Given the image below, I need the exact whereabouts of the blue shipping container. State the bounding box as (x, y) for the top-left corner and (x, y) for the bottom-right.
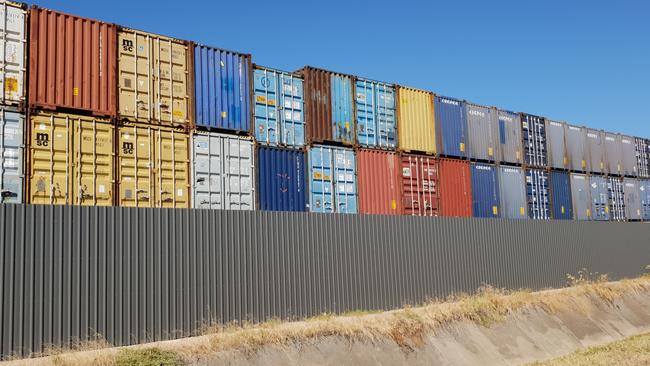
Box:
(332, 74), (354, 143)
(590, 175), (610, 221)
(549, 171), (573, 220)
(521, 114), (547, 168)
(526, 169), (550, 220)
(355, 78), (396, 149)
(194, 45), (251, 131)
(258, 147), (307, 212)
(254, 67), (305, 147)
(308, 145), (357, 214)
(435, 96), (468, 158)
(640, 180), (650, 220)
(471, 163), (500, 218)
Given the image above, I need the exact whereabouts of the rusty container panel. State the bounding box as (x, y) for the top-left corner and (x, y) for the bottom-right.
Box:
(399, 153), (438, 216)
(357, 149), (401, 215)
(397, 87), (436, 154)
(28, 6), (117, 117)
(439, 158), (472, 217)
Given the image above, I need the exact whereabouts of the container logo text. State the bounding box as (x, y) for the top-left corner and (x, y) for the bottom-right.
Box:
(35, 133), (49, 147)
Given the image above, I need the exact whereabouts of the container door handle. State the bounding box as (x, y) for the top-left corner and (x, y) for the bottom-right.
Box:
(196, 177), (206, 183)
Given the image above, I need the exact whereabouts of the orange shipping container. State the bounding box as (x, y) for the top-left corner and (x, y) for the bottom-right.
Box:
(357, 149), (401, 215)
(439, 158), (472, 217)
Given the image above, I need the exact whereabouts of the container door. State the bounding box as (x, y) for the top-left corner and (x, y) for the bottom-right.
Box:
(590, 176), (610, 221)
(471, 164), (499, 218)
(550, 171), (572, 220)
(118, 125), (154, 207)
(497, 111), (523, 164)
(526, 169), (550, 219)
(258, 148), (306, 212)
(623, 180), (641, 220)
(119, 31), (153, 122)
(73, 119), (114, 206)
(640, 181), (650, 220)
(401, 155), (438, 216)
(309, 146), (334, 213)
(331, 74), (354, 144)
(570, 174), (590, 220)
(436, 97), (467, 158)
(0, 109), (23, 203)
(521, 114), (547, 168)
(635, 138), (649, 178)
(620, 136), (637, 176)
(333, 148), (357, 213)
(254, 69), (280, 145)
(29, 114), (70, 205)
(545, 120), (567, 169)
(607, 178), (625, 221)
(279, 73), (305, 147)
(193, 133), (221, 209)
(467, 104), (498, 162)
(566, 125), (587, 172)
(498, 167), (527, 219)
(156, 129), (189, 208)
(604, 133), (622, 175)
(356, 80), (396, 149)
(223, 136), (254, 210)
(586, 130), (605, 174)
(0, 3), (26, 105)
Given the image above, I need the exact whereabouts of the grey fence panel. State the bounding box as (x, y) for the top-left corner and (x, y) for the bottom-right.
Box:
(0, 204), (649, 358)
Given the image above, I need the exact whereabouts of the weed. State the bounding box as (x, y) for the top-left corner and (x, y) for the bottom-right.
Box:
(115, 348), (183, 366)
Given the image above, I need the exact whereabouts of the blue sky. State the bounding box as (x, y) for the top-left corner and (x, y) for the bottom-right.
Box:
(30, 0), (649, 137)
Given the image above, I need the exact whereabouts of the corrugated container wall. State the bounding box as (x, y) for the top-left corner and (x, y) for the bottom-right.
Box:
(623, 179), (641, 221)
(191, 132), (254, 210)
(526, 169), (550, 220)
(620, 135), (637, 177)
(570, 174), (591, 220)
(607, 177), (625, 221)
(635, 138), (649, 178)
(565, 124), (587, 172)
(194, 45), (251, 131)
(308, 145), (357, 213)
(604, 132), (622, 176)
(497, 110), (523, 165)
(29, 7), (117, 117)
(28, 112), (113, 205)
(117, 124), (190, 208)
(470, 163), (500, 218)
(497, 166), (527, 219)
(0, 1), (27, 106)
(586, 129), (606, 174)
(399, 153), (438, 216)
(357, 149), (401, 215)
(549, 171), (573, 220)
(257, 146), (306, 212)
(439, 158), (472, 217)
(545, 120), (567, 169)
(254, 66), (304, 147)
(521, 114), (547, 168)
(356, 78), (396, 149)
(466, 103), (499, 162)
(301, 67), (354, 145)
(640, 180), (650, 221)
(435, 96), (467, 158)
(397, 87), (435, 154)
(589, 175), (610, 221)
(0, 107), (24, 203)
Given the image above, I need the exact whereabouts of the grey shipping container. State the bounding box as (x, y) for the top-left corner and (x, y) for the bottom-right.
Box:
(0, 107), (23, 203)
(586, 129), (605, 174)
(466, 103), (499, 162)
(192, 132), (255, 210)
(526, 169), (550, 220)
(497, 110), (523, 165)
(570, 174), (591, 220)
(635, 137), (649, 178)
(620, 135), (637, 177)
(497, 166), (527, 219)
(590, 175), (610, 221)
(545, 119), (567, 169)
(565, 124), (588, 172)
(604, 132), (622, 176)
(607, 177), (625, 221)
(623, 179), (642, 220)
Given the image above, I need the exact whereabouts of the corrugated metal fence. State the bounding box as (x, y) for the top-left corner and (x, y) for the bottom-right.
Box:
(1, 204), (649, 358)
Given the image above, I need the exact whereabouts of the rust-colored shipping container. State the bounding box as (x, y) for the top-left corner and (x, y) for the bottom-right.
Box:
(28, 6), (117, 117)
(357, 148), (401, 215)
(439, 158), (472, 217)
(399, 153), (439, 216)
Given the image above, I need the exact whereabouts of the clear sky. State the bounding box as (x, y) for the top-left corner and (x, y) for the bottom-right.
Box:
(29, 0), (649, 138)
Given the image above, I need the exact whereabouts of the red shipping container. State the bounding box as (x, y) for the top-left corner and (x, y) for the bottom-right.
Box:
(29, 6), (117, 117)
(439, 158), (472, 217)
(399, 153), (439, 216)
(357, 149), (401, 215)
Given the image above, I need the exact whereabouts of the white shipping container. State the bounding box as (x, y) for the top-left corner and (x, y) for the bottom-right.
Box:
(0, 106), (23, 203)
(0, 1), (26, 106)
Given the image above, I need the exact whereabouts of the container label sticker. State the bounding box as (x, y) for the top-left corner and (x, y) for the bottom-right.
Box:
(345, 173), (354, 181)
(600, 162), (604, 169)
(284, 111), (293, 121)
(582, 160), (586, 168)
(492, 206), (498, 215)
(220, 60), (225, 68)
(4, 77), (17, 93)
(178, 189), (183, 197)
(338, 184), (346, 193)
(402, 167), (411, 177)
(293, 111), (302, 121)
(605, 206), (609, 213)
(99, 185), (105, 193)
(520, 207), (525, 216)
(617, 164), (621, 172)
(356, 93), (366, 102)
(344, 122), (350, 131)
(284, 99), (292, 109)
(39, 124), (46, 130)
(516, 151), (521, 160)
(221, 111), (227, 118)
(256, 95), (267, 104)
(460, 143), (465, 152)
(564, 156), (568, 165)
(391, 200), (397, 210)
(173, 110), (183, 117)
(561, 206), (565, 214)
(338, 173), (346, 181)
(73, 87), (79, 96)
(488, 147), (493, 156)
(292, 101), (301, 110)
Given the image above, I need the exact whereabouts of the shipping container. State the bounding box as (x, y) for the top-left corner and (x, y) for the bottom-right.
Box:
(497, 110), (523, 165)
(640, 180), (650, 221)
(604, 132), (622, 176)
(117, 123), (190, 208)
(435, 96), (467, 158)
(466, 103), (499, 162)
(565, 124), (588, 172)
(497, 166), (527, 219)
(635, 137), (649, 178)
(28, 111), (113, 205)
(438, 158), (472, 217)
(525, 169), (550, 220)
(399, 153), (438, 216)
(549, 171), (573, 220)
(586, 128), (606, 174)
(589, 175), (610, 221)
(521, 113), (547, 168)
(356, 78), (396, 149)
(470, 163), (499, 218)
(545, 119), (567, 170)
(257, 146), (306, 212)
(194, 45), (251, 131)
(118, 27), (192, 126)
(622, 179), (642, 221)
(620, 135), (637, 176)
(607, 177), (625, 221)
(570, 174), (591, 220)
(0, 106), (24, 203)
(397, 87), (435, 154)
(254, 66), (304, 147)
(307, 145), (357, 213)
(191, 131), (254, 210)
(357, 149), (401, 215)
(300, 67), (354, 145)
(0, 1), (27, 106)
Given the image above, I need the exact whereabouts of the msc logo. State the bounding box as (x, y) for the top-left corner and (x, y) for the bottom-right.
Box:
(122, 39), (134, 52)
(122, 142), (134, 155)
(35, 133), (49, 147)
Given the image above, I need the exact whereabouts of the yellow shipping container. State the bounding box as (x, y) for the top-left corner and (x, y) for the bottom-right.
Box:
(118, 27), (191, 126)
(117, 123), (190, 208)
(397, 87), (437, 154)
(28, 112), (114, 206)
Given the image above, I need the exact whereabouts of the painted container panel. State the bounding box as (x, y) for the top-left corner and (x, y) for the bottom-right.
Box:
(607, 177), (625, 221)
(192, 132), (254, 210)
(623, 179), (641, 221)
(604, 132), (622, 176)
(635, 138), (649, 178)
(640, 180), (650, 221)
(466, 103), (499, 162)
(497, 166), (527, 219)
(497, 110), (523, 165)
(521, 114), (547, 168)
(399, 153), (438, 216)
(586, 129), (606, 174)
(526, 169), (550, 220)
(570, 174), (591, 220)
(257, 146), (306, 212)
(397, 87), (435, 154)
(29, 112), (114, 206)
(470, 163), (499, 218)
(308, 145), (357, 213)
(439, 158), (472, 217)
(589, 175), (610, 221)
(194, 45), (251, 131)
(435, 96), (466, 158)
(565, 124), (587, 172)
(549, 171), (572, 220)
(29, 7), (117, 117)
(357, 149), (401, 215)
(545, 120), (567, 169)
(620, 135), (637, 177)
(0, 107), (24, 203)
(356, 78), (396, 149)
(117, 124), (190, 208)
(0, 1), (27, 106)
(254, 67), (304, 147)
